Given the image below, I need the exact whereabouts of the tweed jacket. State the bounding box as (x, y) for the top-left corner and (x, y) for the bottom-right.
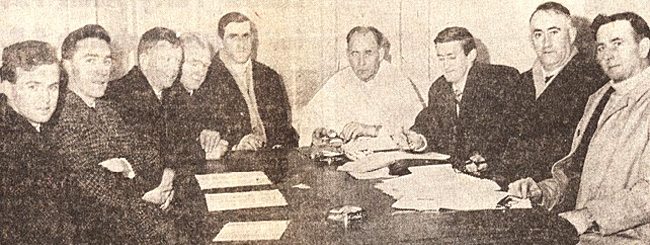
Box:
(0, 96), (75, 243)
(51, 90), (167, 242)
(410, 62), (520, 161)
(201, 54), (298, 148)
(538, 67), (650, 243)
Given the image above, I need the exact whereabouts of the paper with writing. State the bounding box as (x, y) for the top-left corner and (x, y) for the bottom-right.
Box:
(213, 220), (290, 242)
(194, 171), (272, 190)
(205, 189), (287, 211)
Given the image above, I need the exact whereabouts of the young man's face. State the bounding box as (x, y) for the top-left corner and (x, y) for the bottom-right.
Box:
(65, 38), (113, 99)
(6, 64), (60, 125)
(436, 40), (474, 84)
(596, 20), (650, 82)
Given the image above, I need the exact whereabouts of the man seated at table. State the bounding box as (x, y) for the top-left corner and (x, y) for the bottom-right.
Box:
(509, 12), (650, 243)
(298, 26), (425, 147)
(201, 12), (298, 151)
(405, 27), (519, 167)
(167, 32), (229, 160)
(494, 2), (606, 185)
(0, 40), (76, 243)
(52, 24), (177, 243)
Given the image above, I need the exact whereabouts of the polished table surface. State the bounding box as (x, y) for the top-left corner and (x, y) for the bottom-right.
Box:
(191, 148), (578, 244)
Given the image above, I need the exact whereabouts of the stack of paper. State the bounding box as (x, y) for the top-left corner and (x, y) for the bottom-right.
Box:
(373, 164), (513, 211)
(337, 151), (451, 174)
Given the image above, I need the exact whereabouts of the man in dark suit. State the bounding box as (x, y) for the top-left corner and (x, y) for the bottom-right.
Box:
(494, 2), (606, 185)
(201, 12), (298, 151)
(405, 27), (519, 167)
(0, 40), (76, 244)
(53, 24), (177, 243)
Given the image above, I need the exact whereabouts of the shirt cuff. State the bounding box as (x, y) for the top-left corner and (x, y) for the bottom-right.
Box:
(413, 134), (427, 152)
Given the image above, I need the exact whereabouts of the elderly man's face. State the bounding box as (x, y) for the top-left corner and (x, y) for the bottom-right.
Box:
(436, 40), (475, 84)
(596, 20), (650, 82)
(6, 64), (60, 124)
(141, 41), (183, 90)
(65, 38), (112, 99)
(347, 32), (383, 82)
(530, 10), (576, 71)
(180, 45), (211, 91)
(222, 21), (253, 64)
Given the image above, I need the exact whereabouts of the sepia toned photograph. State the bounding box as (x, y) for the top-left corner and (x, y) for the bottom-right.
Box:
(1, 0), (649, 244)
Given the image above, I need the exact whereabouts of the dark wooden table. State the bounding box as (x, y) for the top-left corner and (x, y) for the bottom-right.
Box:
(191, 148), (578, 244)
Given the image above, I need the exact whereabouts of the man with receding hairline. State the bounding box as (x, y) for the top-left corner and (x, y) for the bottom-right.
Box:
(509, 11), (650, 243)
(493, 2), (606, 186)
(299, 26), (424, 148)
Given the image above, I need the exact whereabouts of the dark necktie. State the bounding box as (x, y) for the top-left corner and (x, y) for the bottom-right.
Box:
(544, 75), (554, 83)
(572, 87), (616, 170)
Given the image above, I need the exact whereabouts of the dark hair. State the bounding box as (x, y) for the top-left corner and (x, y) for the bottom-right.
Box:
(218, 12), (251, 39)
(346, 26), (384, 47)
(591, 12), (650, 45)
(1, 40), (58, 83)
(530, 2), (571, 22)
(434, 27), (476, 55)
(137, 27), (180, 59)
(61, 24), (111, 60)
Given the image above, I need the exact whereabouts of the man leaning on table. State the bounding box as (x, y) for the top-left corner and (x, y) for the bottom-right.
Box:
(298, 26), (425, 147)
(509, 12), (650, 244)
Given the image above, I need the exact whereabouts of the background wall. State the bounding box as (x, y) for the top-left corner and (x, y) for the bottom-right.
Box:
(1, 0), (648, 125)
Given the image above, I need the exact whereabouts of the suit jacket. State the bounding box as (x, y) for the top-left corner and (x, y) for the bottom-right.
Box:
(411, 62), (519, 160)
(51, 90), (167, 243)
(105, 66), (203, 169)
(201, 54), (298, 148)
(497, 53), (606, 184)
(0, 96), (75, 243)
(538, 71), (650, 242)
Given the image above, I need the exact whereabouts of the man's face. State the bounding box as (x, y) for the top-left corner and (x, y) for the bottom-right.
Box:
(530, 11), (576, 71)
(141, 41), (183, 90)
(222, 21), (253, 64)
(436, 41), (475, 84)
(596, 20), (650, 82)
(6, 64), (60, 124)
(65, 38), (112, 99)
(180, 45), (211, 91)
(347, 32), (383, 82)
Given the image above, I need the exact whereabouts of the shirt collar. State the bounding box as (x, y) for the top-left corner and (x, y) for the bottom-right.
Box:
(70, 88), (97, 108)
(609, 65), (650, 96)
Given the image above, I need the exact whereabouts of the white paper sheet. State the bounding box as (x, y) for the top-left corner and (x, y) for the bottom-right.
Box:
(194, 171), (272, 190)
(213, 220), (290, 242)
(391, 191), (509, 211)
(205, 189), (288, 211)
(337, 151), (451, 173)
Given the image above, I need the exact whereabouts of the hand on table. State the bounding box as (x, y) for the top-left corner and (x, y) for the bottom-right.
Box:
(233, 134), (265, 151)
(98, 158), (135, 178)
(206, 139), (229, 160)
(341, 122), (381, 142)
(312, 127), (340, 146)
(464, 153), (487, 175)
(199, 129), (221, 153)
(142, 185), (174, 211)
(507, 177), (542, 203)
(390, 127), (426, 151)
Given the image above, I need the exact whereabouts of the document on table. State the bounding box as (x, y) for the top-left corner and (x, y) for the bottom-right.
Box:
(194, 171), (272, 190)
(391, 191), (509, 211)
(213, 220), (290, 242)
(348, 167), (397, 180)
(205, 189), (288, 212)
(337, 151), (451, 173)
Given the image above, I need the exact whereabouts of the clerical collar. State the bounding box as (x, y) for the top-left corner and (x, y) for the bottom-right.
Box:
(610, 65), (650, 96)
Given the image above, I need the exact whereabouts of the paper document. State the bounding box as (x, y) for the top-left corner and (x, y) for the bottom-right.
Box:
(205, 189), (288, 211)
(195, 171), (272, 190)
(338, 151), (451, 173)
(348, 167), (397, 180)
(391, 191), (509, 211)
(213, 220), (290, 242)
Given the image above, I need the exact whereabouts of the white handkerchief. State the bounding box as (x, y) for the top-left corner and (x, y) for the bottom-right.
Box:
(195, 171), (272, 190)
(213, 220), (290, 242)
(205, 189), (288, 212)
